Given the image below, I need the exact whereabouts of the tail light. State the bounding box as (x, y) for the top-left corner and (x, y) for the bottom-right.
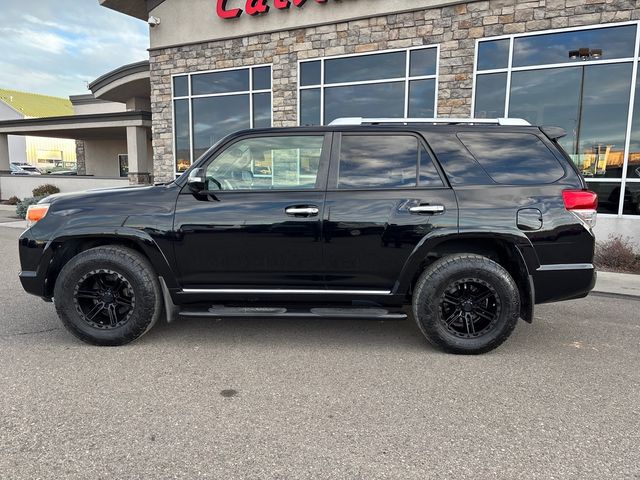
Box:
(25, 203), (50, 227)
(562, 189), (598, 229)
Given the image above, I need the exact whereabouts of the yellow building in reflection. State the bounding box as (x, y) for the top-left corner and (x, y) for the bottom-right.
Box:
(0, 89), (77, 171)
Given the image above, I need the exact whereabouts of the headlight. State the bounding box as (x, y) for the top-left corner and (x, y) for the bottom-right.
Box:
(26, 203), (50, 227)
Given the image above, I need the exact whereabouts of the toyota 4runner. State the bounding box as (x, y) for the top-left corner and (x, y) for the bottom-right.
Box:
(18, 117), (598, 354)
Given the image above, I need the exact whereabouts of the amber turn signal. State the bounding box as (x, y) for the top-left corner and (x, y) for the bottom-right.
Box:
(26, 204), (50, 227)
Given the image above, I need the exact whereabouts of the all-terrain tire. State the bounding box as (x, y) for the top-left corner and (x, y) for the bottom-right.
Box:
(53, 246), (162, 346)
(412, 254), (520, 354)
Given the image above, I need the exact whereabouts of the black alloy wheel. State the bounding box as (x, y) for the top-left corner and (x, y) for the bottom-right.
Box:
(439, 278), (501, 339)
(73, 269), (136, 329)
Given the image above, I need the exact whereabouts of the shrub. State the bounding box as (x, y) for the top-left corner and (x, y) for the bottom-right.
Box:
(5, 196), (20, 205)
(16, 197), (44, 219)
(31, 184), (60, 198)
(594, 235), (640, 274)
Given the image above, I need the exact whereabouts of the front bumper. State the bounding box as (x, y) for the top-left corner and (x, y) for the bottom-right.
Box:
(18, 231), (52, 299)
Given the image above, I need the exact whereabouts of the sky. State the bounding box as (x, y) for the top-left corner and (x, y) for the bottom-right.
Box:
(0, 0), (149, 98)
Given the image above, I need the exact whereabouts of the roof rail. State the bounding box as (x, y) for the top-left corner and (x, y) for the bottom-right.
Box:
(328, 117), (531, 126)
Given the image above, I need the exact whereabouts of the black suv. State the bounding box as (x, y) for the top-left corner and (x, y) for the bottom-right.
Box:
(18, 118), (598, 354)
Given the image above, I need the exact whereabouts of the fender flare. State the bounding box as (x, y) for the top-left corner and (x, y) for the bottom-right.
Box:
(43, 226), (180, 292)
(394, 229), (540, 296)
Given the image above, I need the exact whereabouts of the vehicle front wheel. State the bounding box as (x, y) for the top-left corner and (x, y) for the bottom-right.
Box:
(53, 246), (162, 346)
(412, 254), (520, 354)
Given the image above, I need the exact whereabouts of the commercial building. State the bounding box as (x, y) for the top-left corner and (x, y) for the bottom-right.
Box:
(0, 89), (77, 170)
(0, 63), (152, 199)
(92, 1), (640, 239)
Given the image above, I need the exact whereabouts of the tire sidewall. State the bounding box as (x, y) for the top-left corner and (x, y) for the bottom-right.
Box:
(54, 248), (161, 346)
(413, 256), (520, 354)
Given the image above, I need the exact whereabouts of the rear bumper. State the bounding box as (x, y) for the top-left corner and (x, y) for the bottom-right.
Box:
(533, 263), (596, 304)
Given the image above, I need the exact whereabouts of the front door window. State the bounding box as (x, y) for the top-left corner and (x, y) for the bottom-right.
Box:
(205, 136), (324, 191)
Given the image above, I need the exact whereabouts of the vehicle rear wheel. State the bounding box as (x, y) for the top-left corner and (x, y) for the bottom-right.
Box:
(412, 254), (520, 354)
(53, 246), (162, 346)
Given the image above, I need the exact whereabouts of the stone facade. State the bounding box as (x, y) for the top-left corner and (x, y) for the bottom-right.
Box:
(149, 0), (640, 183)
(75, 140), (86, 176)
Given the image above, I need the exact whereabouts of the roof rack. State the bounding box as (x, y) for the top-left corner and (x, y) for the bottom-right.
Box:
(328, 117), (531, 126)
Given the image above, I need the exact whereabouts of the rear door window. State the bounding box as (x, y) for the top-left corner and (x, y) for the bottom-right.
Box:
(457, 132), (565, 185)
(337, 135), (443, 189)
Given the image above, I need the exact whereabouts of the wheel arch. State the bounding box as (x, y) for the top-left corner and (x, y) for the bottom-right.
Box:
(396, 232), (539, 323)
(42, 228), (178, 298)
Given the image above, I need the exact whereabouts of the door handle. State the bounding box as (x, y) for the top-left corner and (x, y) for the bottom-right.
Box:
(285, 206), (320, 216)
(409, 204), (445, 215)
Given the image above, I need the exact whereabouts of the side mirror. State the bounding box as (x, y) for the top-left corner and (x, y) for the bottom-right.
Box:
(187, 168), (206, 193)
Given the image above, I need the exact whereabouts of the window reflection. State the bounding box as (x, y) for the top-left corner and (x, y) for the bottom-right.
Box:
(509, 64), (632, 179)
(192, 69), (250, 95)
(408, 79), (435, 118)
(627, 73), (640, 179)
(174, 99), (190, 172)
(621, 182), (640, 215)
(477, 39), (510, 71)
(474, 73), (507, 118)
(173, 76), (188, 97)
(253, 93), (271, 128)
(300, 89), (321, 126)
(325, 82), (405, 124)
(300, 61), (321, 87)
(325, 52), (406, 84)
(458, 132), (565, 185)
(410, 48), (437, 76)
(587, 181), (622, 214)
(513, 25), (636, 67)
(192, 95), (250, 159)
(172, 66), (273, 173)
(339, 135), (419, 189)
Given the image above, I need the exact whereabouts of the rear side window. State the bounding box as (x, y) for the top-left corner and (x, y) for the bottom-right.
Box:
(458, 132), (565, 185)
(337, 135), (443, 189)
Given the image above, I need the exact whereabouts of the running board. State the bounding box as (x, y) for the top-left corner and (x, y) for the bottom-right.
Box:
(179, 306), (407, 320)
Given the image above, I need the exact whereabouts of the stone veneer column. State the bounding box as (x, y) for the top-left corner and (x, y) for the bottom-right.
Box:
(75, 140), (86, 175)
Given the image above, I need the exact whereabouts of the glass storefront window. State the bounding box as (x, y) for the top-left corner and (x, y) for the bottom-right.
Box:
(474, 72), (507, 118)
(300, 89), (320, 126)
(252, 66), (271, 90)
(172, 65), (273, 173)
(325, 51), (406, 84)
(475, 22), (640, 216)
(410, 48), (437, 76)
(513, 24), (636, 67)
(627, 73), (640, 179)
(174, 99), (190, 173)
(408, 79), (436, 118)
(477, 39), (510, 71)
(192, 95), (250, 160)
(173, 76), (188, 97)
(622, 182), (640, 215)
(192, 69), (250, 95)
(300, 61), (321, 87)
(299, 47), (438, 125)
(589, 182), (623, 215)
(325, 82), (405, 124)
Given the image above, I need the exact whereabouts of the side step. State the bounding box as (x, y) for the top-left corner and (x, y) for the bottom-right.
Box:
(179, 306), (407, 320)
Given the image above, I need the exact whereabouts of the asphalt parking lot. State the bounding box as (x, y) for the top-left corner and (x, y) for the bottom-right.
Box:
(0, 227), (639, 480)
